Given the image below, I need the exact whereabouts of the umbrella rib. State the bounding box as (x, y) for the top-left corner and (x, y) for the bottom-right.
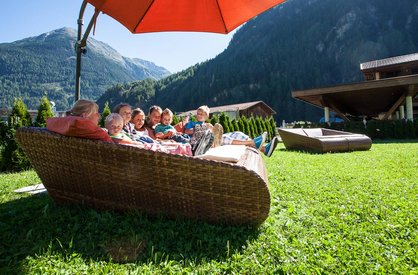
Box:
(215, 0), (228, 34)
(133, 0), (156, 33)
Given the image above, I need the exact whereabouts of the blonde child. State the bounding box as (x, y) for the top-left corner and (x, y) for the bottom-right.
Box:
(105, 113), (134, 142)
(183, 105), (213, 136)
(155, 108), (190, 143)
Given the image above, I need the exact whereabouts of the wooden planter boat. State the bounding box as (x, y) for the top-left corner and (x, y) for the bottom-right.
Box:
(16, 127), (270, 226)
(278, 128), (372, 153)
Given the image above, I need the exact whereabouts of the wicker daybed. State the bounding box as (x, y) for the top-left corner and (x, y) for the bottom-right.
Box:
(278, 128), (372, 153)
(16, 127), (270, 226)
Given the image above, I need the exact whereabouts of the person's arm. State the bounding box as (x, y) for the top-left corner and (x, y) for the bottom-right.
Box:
(144, 125), (157, 140)
(184, 121), (195, 135)
(154, 132), (165, 139)
(184, 128), (194, 135)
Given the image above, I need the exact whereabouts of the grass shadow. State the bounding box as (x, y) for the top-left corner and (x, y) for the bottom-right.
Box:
(0, 194), (261, 273)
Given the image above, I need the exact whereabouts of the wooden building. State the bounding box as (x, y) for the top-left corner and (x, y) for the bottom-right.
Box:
(181, 101), (276, 120)
(292, 52), (418, 122)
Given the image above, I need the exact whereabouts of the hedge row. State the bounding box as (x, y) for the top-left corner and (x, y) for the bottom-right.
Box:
(294, 119), (418, 139)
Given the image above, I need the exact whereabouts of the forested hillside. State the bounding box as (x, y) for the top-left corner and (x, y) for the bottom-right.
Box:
(0, 28), (170, 110)
(98, 0), (418, 122)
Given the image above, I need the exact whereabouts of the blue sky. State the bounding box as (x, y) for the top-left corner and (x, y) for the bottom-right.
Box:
(0, 0), (235, 73)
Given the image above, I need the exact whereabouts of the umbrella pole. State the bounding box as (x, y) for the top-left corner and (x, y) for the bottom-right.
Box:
(75, 1), (99, 102)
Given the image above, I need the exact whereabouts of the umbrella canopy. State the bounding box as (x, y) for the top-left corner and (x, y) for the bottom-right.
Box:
(75, 0), (286, 100)
(86, 0), (286, 34)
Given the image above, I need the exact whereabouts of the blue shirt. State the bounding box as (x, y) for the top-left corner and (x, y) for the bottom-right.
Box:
(184, 121), (204, 130)
(155, 124), (175, 134)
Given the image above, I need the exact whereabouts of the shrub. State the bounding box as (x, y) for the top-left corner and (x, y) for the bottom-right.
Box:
(218, 113), (230, 133)
(99, 102), (111, 127)
(34, 97), (54, 127)
(210, 114), (218, 125)
(1, 98), (32, 172)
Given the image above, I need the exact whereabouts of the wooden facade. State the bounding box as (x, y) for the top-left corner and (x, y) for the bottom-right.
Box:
(361, 53), (418, 81)
(181, 101), (276, 120)
(292, 53), (418, 121)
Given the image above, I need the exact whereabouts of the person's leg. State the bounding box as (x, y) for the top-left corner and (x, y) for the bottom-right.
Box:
(222, 131), (250, 146)
(212, 123), (223, 147)
(261, 136), (279, 157)
(229, 131), (267, 149)
(253, 132), (267, 149)
(230, 139), (255, 146)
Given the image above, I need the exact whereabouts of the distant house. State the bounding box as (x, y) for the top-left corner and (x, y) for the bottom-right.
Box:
(360, 53), (418, 81)
(181, 101), (276, 120)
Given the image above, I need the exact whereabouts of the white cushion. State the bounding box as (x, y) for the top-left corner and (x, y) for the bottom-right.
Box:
(197, 145), (246, 162)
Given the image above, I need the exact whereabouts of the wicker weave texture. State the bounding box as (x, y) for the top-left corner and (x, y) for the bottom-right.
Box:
(16, 127), (270, 226)
(278, 128), (372, 153)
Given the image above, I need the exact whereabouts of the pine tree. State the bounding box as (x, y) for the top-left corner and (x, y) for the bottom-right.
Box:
(264, 119), (272, 141)
(8, 98), (32, 127)
(238, 117), (245, 132)
(249, 116), (257, 138)
(99, 101), (111, 127)
(219, 112), (230, 133)
(226, 116), (234, 132)
(35, 96), (54, 127)
(1, 98), (32, 172)
(255, 117), (262, 136)
(232, 119), (240, 133)
(172, 114), (179, 125)
(268, 117), (277, 138)
(210, 114), (218, 125)
(240, 115), (250, 136)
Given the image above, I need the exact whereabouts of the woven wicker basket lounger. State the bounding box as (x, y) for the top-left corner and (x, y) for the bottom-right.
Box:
(16, 127), (270, 226)
(278, 128), (372, 153)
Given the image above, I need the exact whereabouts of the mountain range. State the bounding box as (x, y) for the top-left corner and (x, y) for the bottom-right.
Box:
(0, 27), (170, 110)
(1, 0), (418, 122)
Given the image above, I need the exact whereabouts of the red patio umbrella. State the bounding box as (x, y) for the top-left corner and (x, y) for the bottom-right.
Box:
(75, 0), (286, 100)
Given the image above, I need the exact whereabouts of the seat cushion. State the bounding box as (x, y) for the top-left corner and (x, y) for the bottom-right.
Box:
(46, 116), (113, 142)
(197, 145), (247, 162)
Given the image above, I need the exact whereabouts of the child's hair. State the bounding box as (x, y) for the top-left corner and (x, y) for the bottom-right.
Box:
(65, 99), (98, 117)
(148, 105), (163, 115)
(197, 105), (210, 116)
(105, 113), (124, 129)
(162, 108), (173, 118)
(112, 103), (131, 114)
(131, 108), (145, 119)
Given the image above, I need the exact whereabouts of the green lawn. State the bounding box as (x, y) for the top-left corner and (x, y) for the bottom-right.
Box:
(1, 141), (417, 274)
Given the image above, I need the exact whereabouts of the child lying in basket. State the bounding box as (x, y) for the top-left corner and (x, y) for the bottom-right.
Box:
(154, 108), (190, 143)
(182, 105), (279, 157)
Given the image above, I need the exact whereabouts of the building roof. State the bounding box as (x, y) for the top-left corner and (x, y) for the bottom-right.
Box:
(180, 101), (276, 116)
(360, 52), (418, 71)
